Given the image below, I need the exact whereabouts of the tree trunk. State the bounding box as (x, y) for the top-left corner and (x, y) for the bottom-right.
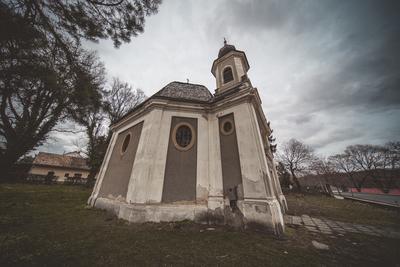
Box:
(0, 154), (18, 182)
(347, 174), (361, 192)
(290, 169), (302, 192)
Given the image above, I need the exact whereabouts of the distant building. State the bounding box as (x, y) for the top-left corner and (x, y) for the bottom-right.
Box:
(299, 169), (400, 195)
(89, 41), (286, 234)
(29, 151), (90, 182)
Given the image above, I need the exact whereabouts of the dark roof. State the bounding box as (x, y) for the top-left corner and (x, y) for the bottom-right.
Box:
(218, 44), (236, 58)
(111, 81), (213, 126)
(212, 43), (250, 76)
(32, 152), (90, 170)
(154, 81), (213, 102)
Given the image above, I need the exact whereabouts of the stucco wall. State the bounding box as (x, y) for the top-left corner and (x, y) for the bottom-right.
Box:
(162, 116), (198, 203)
(98, 122), (143, 200)
(89, 91), (285, 232)
(218, 113), (243, 199)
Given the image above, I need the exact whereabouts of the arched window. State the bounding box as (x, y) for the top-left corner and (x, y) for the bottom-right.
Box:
(223, 67), (234, 83)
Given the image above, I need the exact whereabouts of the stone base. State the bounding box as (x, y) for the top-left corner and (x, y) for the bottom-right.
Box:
(241, 198), (285, 235)
(94, 197), (208, 223)
(92, 197), (284, 235)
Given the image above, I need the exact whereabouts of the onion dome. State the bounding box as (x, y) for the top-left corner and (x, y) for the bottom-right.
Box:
(218, 38), (236, 58)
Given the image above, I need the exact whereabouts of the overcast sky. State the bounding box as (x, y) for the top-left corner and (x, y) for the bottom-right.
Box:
(38, 0), (400, 157)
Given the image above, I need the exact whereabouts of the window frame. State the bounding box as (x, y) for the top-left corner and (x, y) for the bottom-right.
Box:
(222, 66), (234, 84)
(220, 117), (235, 136)
(172, 122), (196, 151)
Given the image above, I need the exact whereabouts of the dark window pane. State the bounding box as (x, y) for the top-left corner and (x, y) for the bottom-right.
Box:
(122, 134), (130, 153)
(176, 125), (192, 147)
(223, 121), (232, 132)
(223, 67), (233, 83)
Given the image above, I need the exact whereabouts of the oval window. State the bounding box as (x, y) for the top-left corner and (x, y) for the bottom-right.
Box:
(176, 125), (192, 147)
(172, 122), (195, 151)
(221, 119), (234, 135)
(223, 121), (232, 133)
(121, 133), (131, 154)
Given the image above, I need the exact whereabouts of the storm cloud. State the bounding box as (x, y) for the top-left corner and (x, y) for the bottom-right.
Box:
(37, 0), (400, 156)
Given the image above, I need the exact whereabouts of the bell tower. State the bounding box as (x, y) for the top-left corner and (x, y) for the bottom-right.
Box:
(211, 39), (250, 95)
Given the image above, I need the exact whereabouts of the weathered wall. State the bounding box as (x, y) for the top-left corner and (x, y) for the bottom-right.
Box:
(218, 113), (243, 198)
(98, 122), (143, 199)
(124, 109), (208, 204)
(162, 116), (198, 203)
(89, 91), (285, 233)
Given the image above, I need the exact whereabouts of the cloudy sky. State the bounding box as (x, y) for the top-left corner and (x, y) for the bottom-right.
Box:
(38, 0), (400, 157)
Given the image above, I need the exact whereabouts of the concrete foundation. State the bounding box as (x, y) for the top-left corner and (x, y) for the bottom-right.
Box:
(93, 196), (284, 234)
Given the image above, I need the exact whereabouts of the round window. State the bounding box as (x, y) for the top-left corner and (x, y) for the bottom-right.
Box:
(172, 122), (195, 151)
(121, 133), (131, 154)
(221, 119), (234, 135)
(223, 121), (232, 132)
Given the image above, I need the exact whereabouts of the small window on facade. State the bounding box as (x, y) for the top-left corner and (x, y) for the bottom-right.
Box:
(224, 121), (232, 132)
(121, 133), (131, 154)
(172, 122), (195, 151)
(220, 118), (234, 135)
(176, 125), (192, 147)
(223, 67), (234, 84)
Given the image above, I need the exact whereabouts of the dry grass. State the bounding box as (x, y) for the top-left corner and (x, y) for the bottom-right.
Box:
(285, 193), (400, 228)
(0, 184), (399, 266)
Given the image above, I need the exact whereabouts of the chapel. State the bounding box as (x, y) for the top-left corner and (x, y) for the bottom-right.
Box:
(88, 41), (287, 234)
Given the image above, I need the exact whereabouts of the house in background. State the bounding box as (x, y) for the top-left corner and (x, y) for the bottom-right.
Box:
(28, 151), (90, 183)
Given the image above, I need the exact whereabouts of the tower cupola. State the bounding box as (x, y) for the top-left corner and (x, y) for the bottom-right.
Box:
(211, 39), (250, 94)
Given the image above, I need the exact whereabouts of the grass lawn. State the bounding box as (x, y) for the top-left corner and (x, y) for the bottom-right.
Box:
(285, 193), (400, 228)
(0, 184), (399, 266)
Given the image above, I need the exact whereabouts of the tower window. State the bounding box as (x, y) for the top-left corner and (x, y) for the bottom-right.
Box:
(223, 67), (234, 84)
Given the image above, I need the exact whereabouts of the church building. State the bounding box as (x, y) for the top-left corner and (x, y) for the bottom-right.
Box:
(88, 41), (287, 234)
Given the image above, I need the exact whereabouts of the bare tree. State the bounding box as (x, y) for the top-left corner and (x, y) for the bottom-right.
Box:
(74, 78), (147, 185)
(385, 141), (400, 170)
(345, 144), (387, 192)
(329, 153), (363, 192)
(330, 142), (400, 192)
(310, 157), (335, 177)
(378, 141), (400, 192)
(104, 78), (146, 123)
(309, 157), (338, 189)
(277, 139), (314, 191)
(276, 161), (292, 189)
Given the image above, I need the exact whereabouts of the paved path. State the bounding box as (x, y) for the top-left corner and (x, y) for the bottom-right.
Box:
(340, 192), (400, 207)
(285, 215), (400, 239)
